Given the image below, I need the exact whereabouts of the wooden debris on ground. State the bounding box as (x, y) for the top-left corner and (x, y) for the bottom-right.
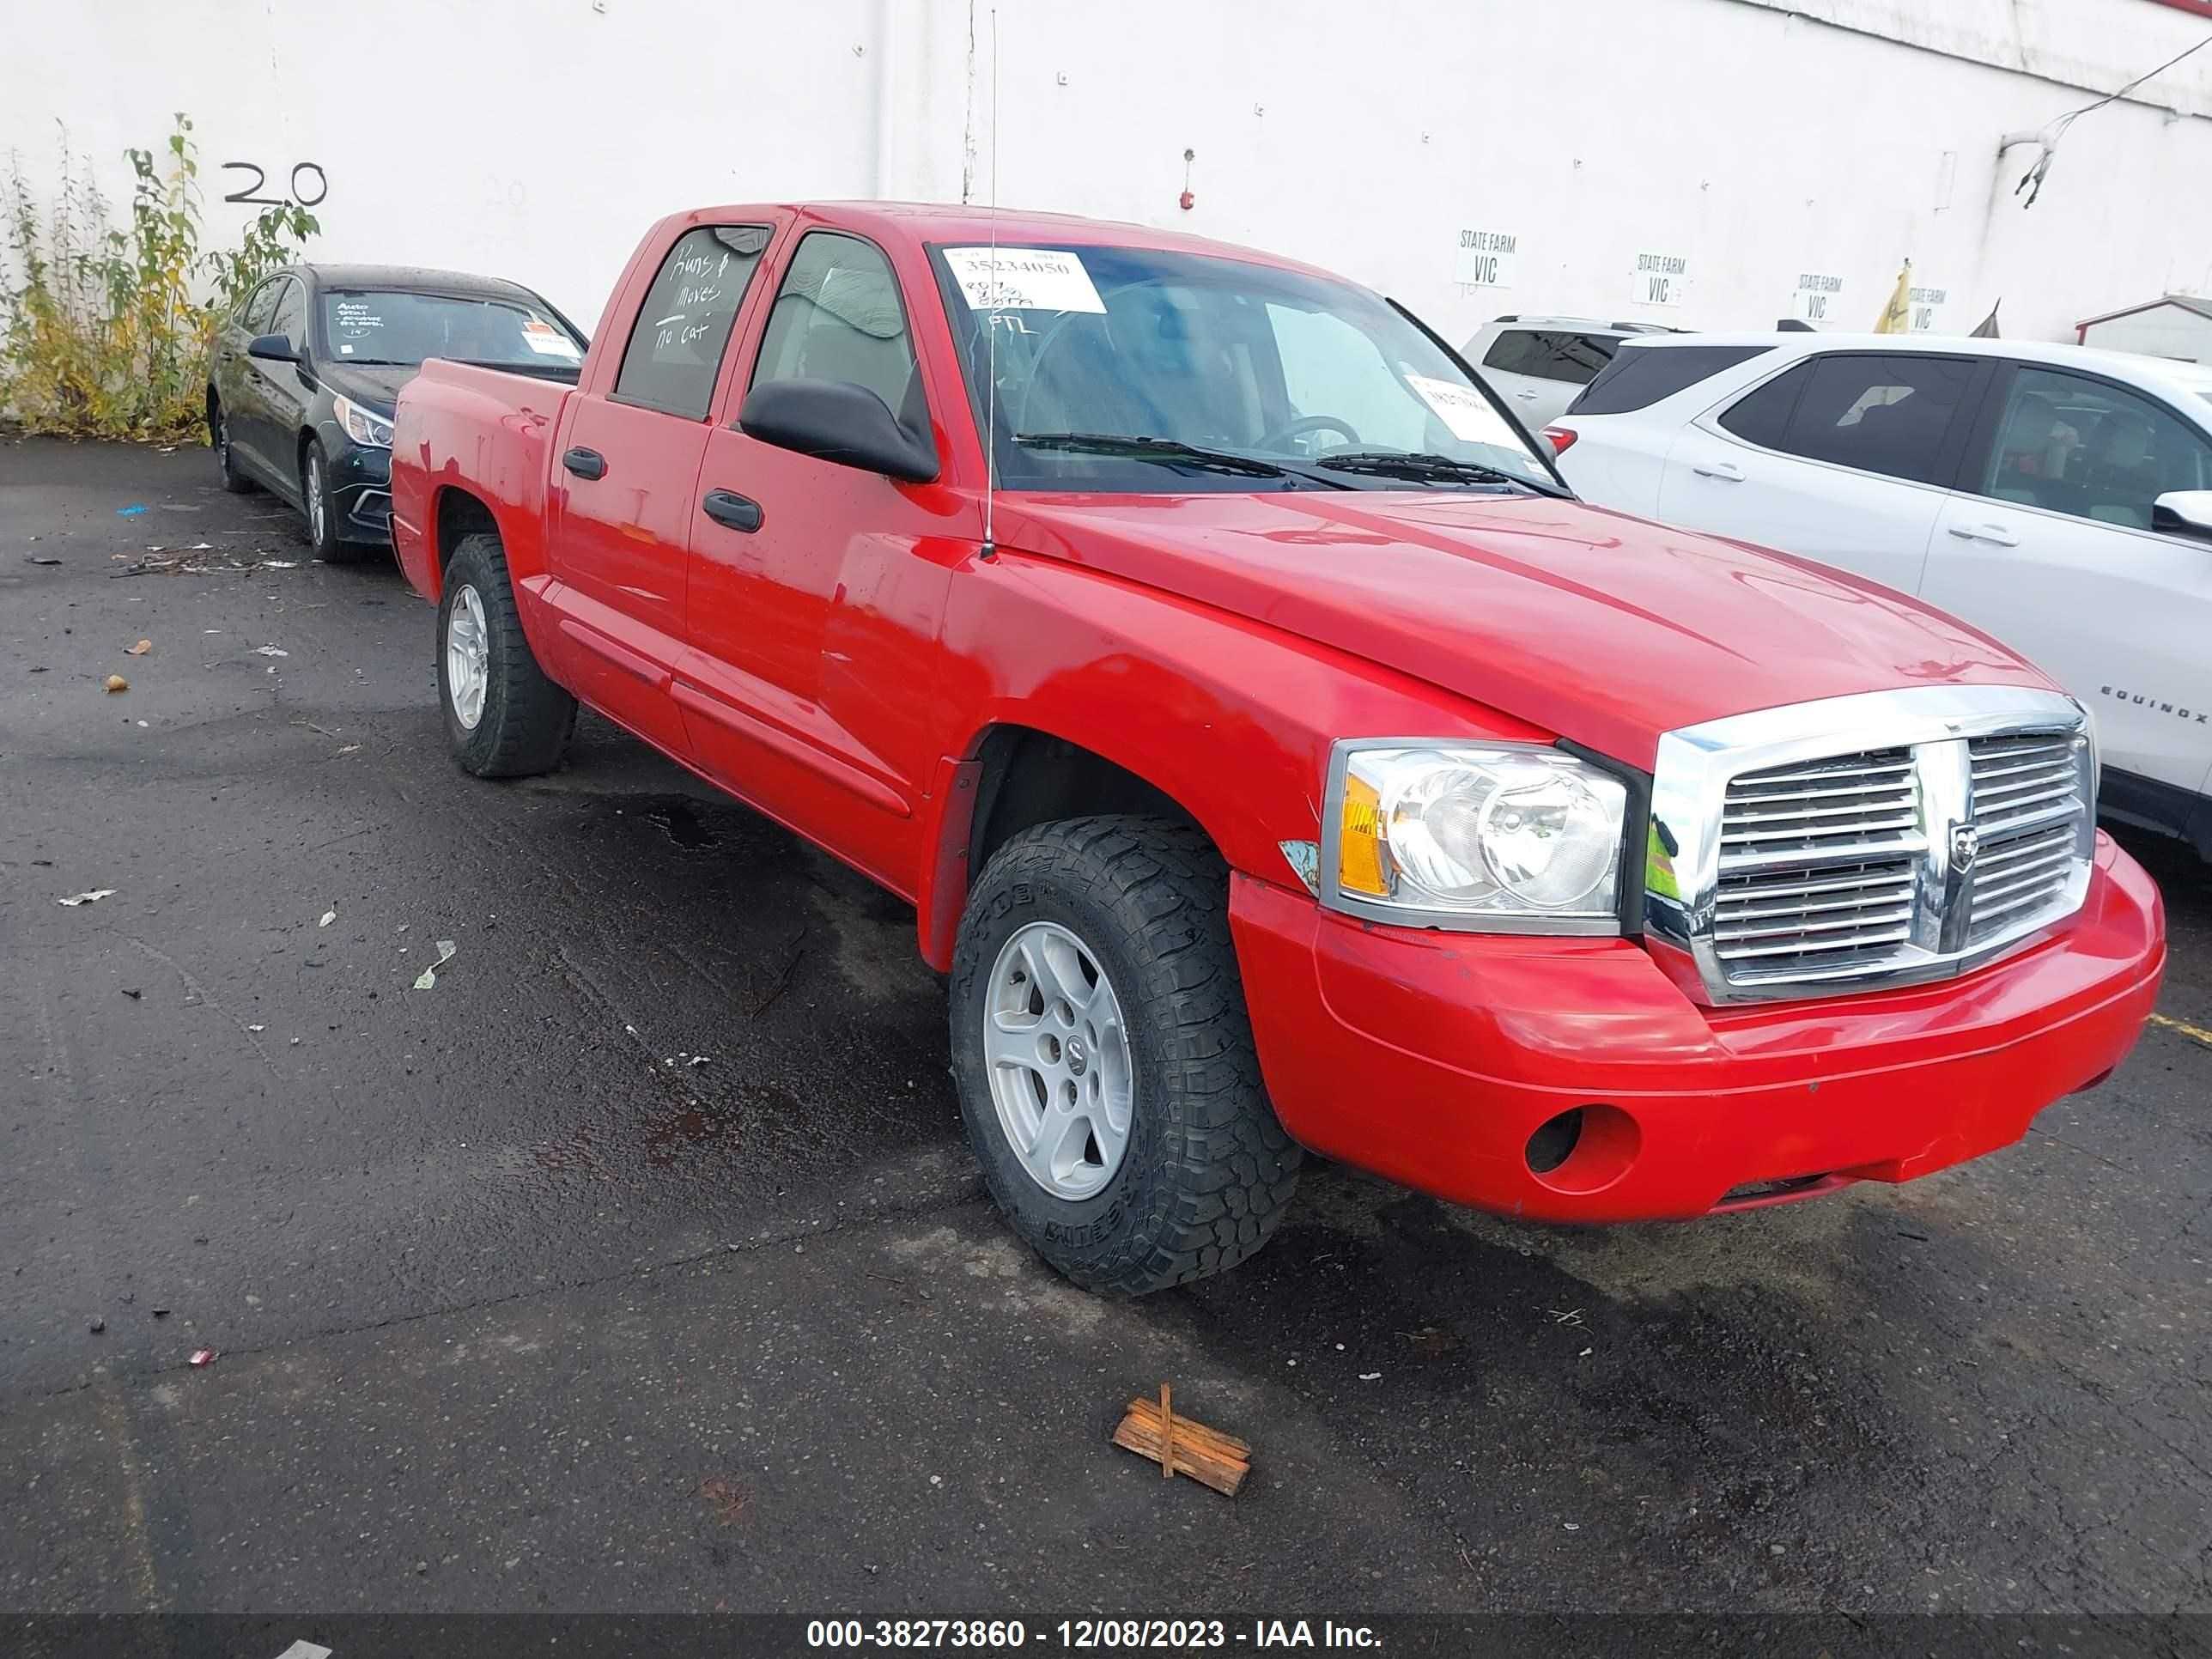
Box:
(1112, 1382), (1249, 1497)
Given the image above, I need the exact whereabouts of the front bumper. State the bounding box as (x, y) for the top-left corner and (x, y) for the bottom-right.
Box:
(325, 438), (393, 544)
(1229, 830), (2165, 1223)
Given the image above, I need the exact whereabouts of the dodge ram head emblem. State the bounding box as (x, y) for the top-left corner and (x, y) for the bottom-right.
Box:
(1949, 823), (1981, 872)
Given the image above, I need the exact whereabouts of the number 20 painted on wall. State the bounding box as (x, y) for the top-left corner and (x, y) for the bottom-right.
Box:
(222, 161), (329, 209)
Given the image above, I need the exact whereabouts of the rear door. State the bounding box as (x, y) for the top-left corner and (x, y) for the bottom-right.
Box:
(1475, 327), (1617, 428)
(1656, 349), (1988, 597)
(543, 220), (773, 758)
(1923, 361), (2212, 811)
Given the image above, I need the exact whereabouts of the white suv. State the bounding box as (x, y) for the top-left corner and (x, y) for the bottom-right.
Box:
(1547, 332), (2212, 858)
(1461, 316), (1681, 430)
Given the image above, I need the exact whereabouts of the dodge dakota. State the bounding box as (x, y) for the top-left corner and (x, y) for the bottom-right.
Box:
(390, 203), (2165, 1293)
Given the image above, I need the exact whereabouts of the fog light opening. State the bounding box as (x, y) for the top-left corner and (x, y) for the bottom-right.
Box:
(1524, 1103), (1641, 1196)
(1525, 1109), (1583, 1175)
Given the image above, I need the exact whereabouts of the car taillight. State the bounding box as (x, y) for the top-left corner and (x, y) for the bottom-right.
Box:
(1543, 425), (1577, 455)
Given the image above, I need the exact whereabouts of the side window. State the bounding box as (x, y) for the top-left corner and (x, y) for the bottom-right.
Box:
(1482, 328), (1616, 386)
(269, 279), (306, 349)
(1718, 361), (1809, 447)
(612, 225), (769, 420)
(1726, 353), (1975, 486)
(751, 232), (921, 427)
(242, 276), (283, 336)
(1975, 366), (2212, 532)
(1570, 344), (1774, 416)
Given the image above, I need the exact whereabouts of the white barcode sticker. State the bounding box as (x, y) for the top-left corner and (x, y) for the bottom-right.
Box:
(943, 246), (1106, 314)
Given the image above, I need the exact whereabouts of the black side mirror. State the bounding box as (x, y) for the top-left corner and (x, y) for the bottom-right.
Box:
(247, 332), (300, 364)
(2152, 490), (2212, 543)
(738, 380), (937, 484)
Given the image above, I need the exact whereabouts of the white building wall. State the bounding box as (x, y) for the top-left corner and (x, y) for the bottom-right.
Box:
(5, 0), (2209, 348)
(2080, 305), (2212, 361)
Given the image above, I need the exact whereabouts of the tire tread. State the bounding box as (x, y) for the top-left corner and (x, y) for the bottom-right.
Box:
(441, 532), (576, 778)
(951, 815), (1301, 1295)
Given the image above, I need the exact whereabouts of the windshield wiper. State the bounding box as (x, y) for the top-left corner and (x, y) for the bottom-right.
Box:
(1014, 432), (1341, 485)
(1317, 450), (1563, 494)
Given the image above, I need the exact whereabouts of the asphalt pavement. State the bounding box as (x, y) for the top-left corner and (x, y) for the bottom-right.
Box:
(3, 436), (2210, 1627)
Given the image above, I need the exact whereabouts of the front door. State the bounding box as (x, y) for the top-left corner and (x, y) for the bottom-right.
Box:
(1658, 349), (1988, 598)
(213, 274), (285, 477)
(679, 228), (950, 890)
(541, 222), (770, 758)
(240, 275), (313, 493)
(1923, 361), (2212, 811)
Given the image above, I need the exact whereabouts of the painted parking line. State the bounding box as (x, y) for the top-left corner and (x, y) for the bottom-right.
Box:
(2148, 1012), (2212, 1049)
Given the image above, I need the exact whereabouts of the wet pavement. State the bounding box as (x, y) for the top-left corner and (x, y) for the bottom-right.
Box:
(3, 437), (2210, 1621)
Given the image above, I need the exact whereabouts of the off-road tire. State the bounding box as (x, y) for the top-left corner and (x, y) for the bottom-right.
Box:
(950, 815), (1303, 1294)
(437, 532), (577, 778)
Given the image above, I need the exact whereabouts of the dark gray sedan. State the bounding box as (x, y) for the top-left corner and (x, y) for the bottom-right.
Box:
(205, 264), (587, 562)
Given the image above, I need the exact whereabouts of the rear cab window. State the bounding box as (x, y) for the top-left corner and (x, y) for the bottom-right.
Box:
(612, 224), (771, 420)
(1717, 351), (1978, 487)
(1568, 345), (1772, 416)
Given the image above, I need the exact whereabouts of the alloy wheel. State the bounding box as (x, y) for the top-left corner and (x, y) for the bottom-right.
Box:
(982, 921), (1134, 1200)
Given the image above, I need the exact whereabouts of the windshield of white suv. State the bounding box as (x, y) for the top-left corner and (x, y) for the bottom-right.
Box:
(927, 242), (1561, 495)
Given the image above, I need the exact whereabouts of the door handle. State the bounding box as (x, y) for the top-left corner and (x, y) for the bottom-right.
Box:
(1692, 460), (1745, 482)
(562, 447), (607, 481)
(702, 489), (763, 533)
(1948, 522), (2019, 547)
(1515, 389), (1538, 400)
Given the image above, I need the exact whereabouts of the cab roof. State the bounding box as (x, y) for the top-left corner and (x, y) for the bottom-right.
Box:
(680, 201), (1352, 284)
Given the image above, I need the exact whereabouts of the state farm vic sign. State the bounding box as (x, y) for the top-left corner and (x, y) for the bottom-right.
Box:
(1632, 251), (1688, 307)
(1455, 228), (1519, 289)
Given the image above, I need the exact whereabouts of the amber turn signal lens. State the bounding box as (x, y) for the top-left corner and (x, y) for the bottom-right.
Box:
(1337, 772), (1389, 896)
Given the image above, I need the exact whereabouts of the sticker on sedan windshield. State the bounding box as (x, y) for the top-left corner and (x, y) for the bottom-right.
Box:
(520, 318), (581, 357)
(1405, 373), (1522, 448)
(943, 247), (1106, 314)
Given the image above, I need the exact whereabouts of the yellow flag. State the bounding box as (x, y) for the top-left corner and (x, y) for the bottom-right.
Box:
(1874, 258), (1913, 333)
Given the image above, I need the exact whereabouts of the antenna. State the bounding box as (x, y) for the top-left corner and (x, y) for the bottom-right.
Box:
(981, 3), (1000, 561)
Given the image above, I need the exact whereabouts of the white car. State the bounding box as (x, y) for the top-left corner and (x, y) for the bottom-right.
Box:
(1547, 332), (2212, 858)
(1460, 315), (1682, 430)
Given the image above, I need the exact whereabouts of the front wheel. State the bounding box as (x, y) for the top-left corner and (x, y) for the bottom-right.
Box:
(301, 439), (374, 564)
(437, 532), (577, 778)
(949, 816), (1302, 1294)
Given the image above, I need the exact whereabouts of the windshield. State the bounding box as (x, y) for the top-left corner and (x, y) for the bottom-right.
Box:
(927, 242), (1559, 495)
(319, 289), (583, 368)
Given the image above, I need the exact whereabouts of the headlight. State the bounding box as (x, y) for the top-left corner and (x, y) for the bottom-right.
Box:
(334, 394), (393, 448)
(1322, 741), (1628, 933)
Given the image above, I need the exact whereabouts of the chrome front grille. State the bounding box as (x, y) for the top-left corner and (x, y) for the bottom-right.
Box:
(1966, 733), (2086, 945)
(1646, 688), (2096, 1004)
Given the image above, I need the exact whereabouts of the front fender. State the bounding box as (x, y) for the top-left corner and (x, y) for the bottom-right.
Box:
(915, 551), (1554, 965)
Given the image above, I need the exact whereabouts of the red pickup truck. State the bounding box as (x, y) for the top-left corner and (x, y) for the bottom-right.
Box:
(392, 203), (2165, 1293)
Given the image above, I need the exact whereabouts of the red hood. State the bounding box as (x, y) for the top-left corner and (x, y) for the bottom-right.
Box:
(998, 490), (2051, 768)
